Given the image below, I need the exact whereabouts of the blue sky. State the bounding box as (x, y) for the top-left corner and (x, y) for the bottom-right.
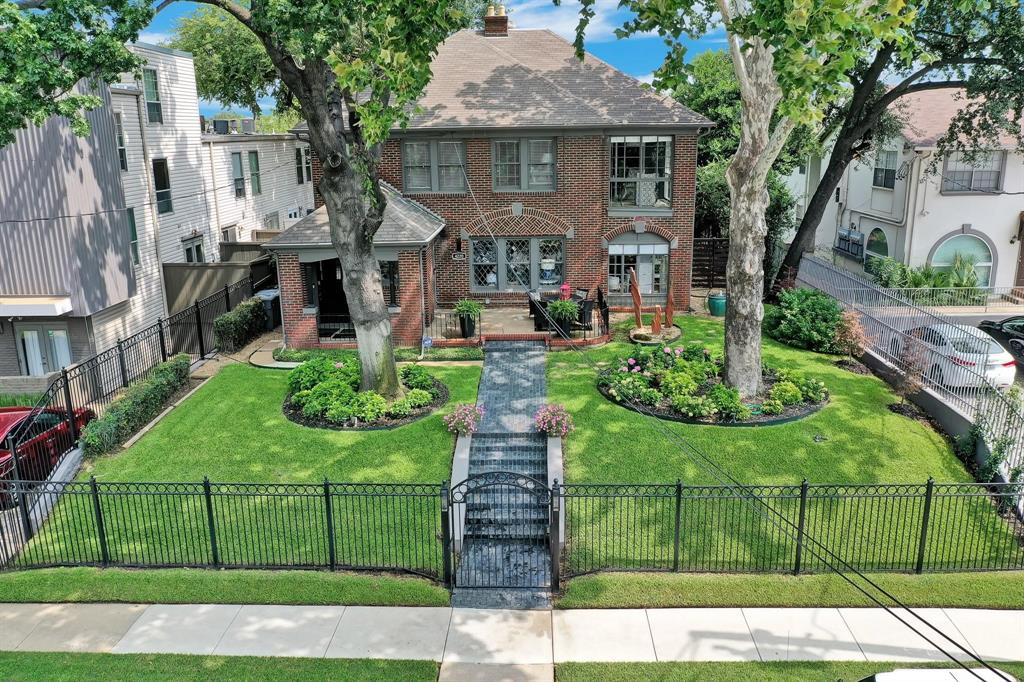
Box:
(139, 0), (728, 115)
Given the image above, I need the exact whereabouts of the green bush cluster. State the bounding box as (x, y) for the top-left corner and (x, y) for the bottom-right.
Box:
(213, 297), (268, 353)
(763, 288), (843, 354)
(769, 380), (803, 406)
(288, 359), (440, 426)
(81, 354), (191, 458)
(671, 393), (717, 418)
(760, 398), (784, 415)
(708, 383), (751, 422)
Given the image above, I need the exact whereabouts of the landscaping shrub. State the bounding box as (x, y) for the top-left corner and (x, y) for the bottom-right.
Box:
(760, 398), (784, 415)
(444, 403), (484, 435)
(671, 394), (717, 418)
(708, 383), (751, 422)
(604, 373), (663, 406)
(770, 380), (803, 406)
(763, 288), (843, 353)
(400, 365), (438, 397)
(660, 370), (699, 401)
(349, 392), (388, 423)
(794, 376), (828, 403)
(295, 378), (357, 418)
(81, 354), (190, 458)
(834, 310), (870, 360)
(535, 404), (575, 438)
(213, 297), (267, 353)
(287, 357), (359, 394)
(386, 389), (433, 419)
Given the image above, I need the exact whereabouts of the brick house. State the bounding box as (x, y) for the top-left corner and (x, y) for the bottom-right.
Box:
(267, 16), (711, 349)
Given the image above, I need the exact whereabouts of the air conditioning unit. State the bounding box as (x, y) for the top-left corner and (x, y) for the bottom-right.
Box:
(213, 119), (230, 134)
(241, 118), (255, 134)
(229, 119), (239, 134)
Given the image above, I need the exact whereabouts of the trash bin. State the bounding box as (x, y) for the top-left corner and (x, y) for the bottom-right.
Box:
(255, 288), (281, 330)
(707, 291), (727, 317)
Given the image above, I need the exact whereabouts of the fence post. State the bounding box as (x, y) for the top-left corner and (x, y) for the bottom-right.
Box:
(116, 339), (129, 388)
(157, 318), (168, 362)
(8, 437), (33, 542)
(224, 283), (232, 312)
(440, 481), (452, 588)
(194, 300), (206, 358)
(89, 476), (109, 566)
(324, 478), (336, 570)
(61, 368), (78, 442)
(915, 478), (935, 574)
(550, 481), (561, 592)
(673, 479), (682, 572)
(203, 477), (220, 567)
(794, 479), (809, 575)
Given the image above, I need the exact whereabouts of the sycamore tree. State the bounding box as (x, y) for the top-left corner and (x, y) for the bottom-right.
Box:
(2, 0), (470, 398)
(774, 0), (1024, 292)
(572, 0), (918, 397)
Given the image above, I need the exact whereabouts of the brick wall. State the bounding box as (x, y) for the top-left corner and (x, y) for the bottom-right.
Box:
(375, 133), (696, 310)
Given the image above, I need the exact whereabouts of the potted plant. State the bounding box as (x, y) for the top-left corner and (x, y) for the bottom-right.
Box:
(453, 299), (482, 338)
(547, 299), (579, 338)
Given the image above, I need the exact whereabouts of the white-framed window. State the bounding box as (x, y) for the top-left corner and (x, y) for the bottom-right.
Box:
(287, 207), (302, 220)
(470, 237), (564, 291)
(231, 152), (246, 198)
(127, 208), (139, 268)
(295, 147), (312, 184)
(152, 158), (172, 214)
(402, 140), (466, 193)
(608, 241), (670, 295)
(221, 225), (237, 242)
(872, 150), (897, 189)
(865, 227), (889, 259)
(942, 151), (1005, 193)
(114, 113), (128, 171)
(263, 212), (280, 231)
(492, 138), (556, 191)
(183, 237), (204, 263)
(609, 136), (672, 210)
(248, 151), (262, 195)
(142, 68), (163, 124)
(930, 234), (994, 286)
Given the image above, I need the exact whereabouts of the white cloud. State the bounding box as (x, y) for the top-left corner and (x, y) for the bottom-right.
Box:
(137, 31), (172, 46)
(636, 72), (655, 84)
(507, 0), (627, 42)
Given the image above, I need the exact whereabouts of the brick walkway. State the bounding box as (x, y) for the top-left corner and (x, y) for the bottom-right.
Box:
(453, 341), (551, 608)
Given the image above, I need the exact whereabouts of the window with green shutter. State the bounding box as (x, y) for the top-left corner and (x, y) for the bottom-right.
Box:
(248, 151), (261, 195)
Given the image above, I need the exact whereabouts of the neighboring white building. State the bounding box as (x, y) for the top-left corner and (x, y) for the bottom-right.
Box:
(790, 89), (1024, 289)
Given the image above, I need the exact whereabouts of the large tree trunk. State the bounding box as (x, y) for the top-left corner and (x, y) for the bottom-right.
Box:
(723, 38), (793, 399)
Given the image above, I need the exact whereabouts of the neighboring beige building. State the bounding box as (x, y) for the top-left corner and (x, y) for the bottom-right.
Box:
(790, 89), (1024, 289)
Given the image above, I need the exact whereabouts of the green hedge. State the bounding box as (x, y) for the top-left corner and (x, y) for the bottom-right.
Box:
(763, 288), (843, 354)
(214, 297), (267, 353)
(81, 354), (191, 458)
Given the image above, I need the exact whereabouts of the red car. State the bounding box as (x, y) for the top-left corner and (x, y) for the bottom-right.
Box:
(0, 407), (95, 485)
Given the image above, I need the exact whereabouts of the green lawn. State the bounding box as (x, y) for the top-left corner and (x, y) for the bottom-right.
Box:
(557, 571), (1024, 609)
(0, 652), (436, 682)
(557, 662), (1024, 682)
(87, 361), (480, 482)
(547, 316), (1022, 577)
(0, 567), (449, 606)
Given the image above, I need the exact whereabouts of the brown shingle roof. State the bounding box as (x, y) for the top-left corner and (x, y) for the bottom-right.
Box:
(294, 29), (711, 133)
(897, 88), (1021, 148)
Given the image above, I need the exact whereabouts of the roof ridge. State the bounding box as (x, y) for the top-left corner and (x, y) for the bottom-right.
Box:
(473, 31), (615, 125)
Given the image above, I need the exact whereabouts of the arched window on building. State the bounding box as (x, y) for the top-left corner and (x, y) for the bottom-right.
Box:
(865, 228), (889, 260)
(930, 234), (993, 286)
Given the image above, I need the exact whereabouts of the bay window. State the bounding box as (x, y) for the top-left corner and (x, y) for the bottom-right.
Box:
(470, 237), (564, 291)
(609, 136), (672, 211)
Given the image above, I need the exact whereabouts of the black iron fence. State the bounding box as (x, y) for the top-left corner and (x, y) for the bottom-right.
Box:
(425, 311), (481, 343)
(2, 475), (1020, 580)
(0, 276), (254, 490)
(560, 480), (1024, 577)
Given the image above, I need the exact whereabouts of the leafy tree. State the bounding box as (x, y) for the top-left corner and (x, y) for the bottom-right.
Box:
(0, 0), (152, 146)
(573, 0), (918, 397)
(774, 0), (1024, 292)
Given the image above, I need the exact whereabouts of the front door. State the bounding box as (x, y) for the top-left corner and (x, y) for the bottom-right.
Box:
(15, 325), (72, 376)
(317, 259), (350, 317)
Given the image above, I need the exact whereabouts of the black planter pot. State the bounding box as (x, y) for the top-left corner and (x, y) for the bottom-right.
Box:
(550, 317), (572, 339)
(459, 314), (477, 339)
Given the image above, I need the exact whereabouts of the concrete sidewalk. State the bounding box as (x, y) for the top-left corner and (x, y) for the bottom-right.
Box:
(0, 603), (1021, 681)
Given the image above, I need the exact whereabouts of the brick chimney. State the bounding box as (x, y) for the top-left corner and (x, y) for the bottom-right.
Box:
(483, 4), (508, 37)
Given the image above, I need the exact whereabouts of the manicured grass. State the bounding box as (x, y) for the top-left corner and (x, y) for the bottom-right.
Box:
(556, 662), (1024, 682)
(273, 346), (484, 363)
(0, 392), (41, 407)
(549, 315), (968, 485)
(0, 567), (449, 606)
(557, 571), (1024, 609)
(86, 362), (480, 482)
(0, 652), (436, 682)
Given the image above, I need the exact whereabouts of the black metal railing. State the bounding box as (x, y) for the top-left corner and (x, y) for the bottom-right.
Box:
(1, 276), (254, 499)
(560, 480), (1024, 577)
(317, 313), (356, 340)
(425, 312), (481, 343)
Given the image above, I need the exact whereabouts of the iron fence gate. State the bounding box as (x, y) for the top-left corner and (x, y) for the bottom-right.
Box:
(445, 472), (557, 590)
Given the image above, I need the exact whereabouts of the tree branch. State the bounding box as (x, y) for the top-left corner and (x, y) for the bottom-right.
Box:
(753, 116), (796, 181)
(185, 0), (252, 25)
(15, 0), (47, 9)
(714, 0), (756, 102)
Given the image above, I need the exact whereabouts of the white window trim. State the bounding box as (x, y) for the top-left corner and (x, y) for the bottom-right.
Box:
(402, 140), (467, 194)
(491, 138), (557, 192)
(142, 68), (163, 125)
(872, 150), (898, 190)
(608, 135), (673, 215)
(940, 150), (1006, 194)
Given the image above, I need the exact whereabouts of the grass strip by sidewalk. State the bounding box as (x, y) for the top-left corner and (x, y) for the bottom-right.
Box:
(0, 652), (436, 682)
(557, 661), (1024, 682)
(0, 568), (449, 607)
(557, 571), (1024, 610)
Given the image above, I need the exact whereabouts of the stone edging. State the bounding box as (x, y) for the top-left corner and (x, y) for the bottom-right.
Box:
(596, 383), (827, 427)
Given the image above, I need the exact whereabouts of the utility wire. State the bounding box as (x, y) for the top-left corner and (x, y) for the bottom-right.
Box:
(455, 160), (1008, 681)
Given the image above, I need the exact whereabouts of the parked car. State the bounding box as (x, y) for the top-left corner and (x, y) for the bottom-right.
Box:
(979, 315), (1024, 360)
(0, 406), (94, 489)
(888, 323), (1017, 389)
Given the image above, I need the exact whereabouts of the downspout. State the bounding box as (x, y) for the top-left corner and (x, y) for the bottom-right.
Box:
(132, 90), (169, 318)
(419, 245), (427, 360)
(205, 140), (221, 257)
(903, 151), (930, 266)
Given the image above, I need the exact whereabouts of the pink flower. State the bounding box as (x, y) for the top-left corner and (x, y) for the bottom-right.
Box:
(619, 366), (628, 372)
(334, 362), (346, 368)
(663, 347), (672, 354)
(631, 367), (641, 373)
(627, 358), (637, 366)
(675, 348), (683, 355)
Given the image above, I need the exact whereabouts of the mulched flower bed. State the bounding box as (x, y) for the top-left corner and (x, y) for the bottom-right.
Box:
(283, 377), (449, 431)
(835, 358), (872, 375)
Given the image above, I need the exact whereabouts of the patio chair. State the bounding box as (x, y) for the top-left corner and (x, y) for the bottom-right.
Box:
(596, 286), (605, 309)
(574, 287), (590, 301)
(573, 298), (595, 331)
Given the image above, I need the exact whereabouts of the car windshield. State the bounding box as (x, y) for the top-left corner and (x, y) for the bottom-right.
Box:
(949, 335), (1002, 356)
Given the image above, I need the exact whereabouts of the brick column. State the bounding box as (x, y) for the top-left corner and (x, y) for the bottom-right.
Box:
(278, 252), (319, 348)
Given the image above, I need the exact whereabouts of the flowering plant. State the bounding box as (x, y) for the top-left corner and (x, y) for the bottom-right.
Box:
(534, 404), (575, 438)
(443, 403), (484, 435)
